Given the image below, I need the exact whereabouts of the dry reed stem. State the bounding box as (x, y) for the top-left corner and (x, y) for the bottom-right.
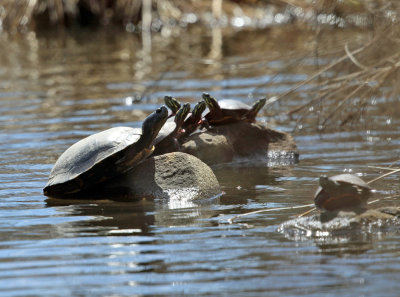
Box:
(368, 166), (400, 171)
(227, 203), (315, 224)
(281, 18), (400, 131)
(276, 42), (370, 108)
(366, 168), (400, 184)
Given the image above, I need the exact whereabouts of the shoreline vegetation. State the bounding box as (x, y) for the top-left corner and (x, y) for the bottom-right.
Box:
(1, 0), (399, 132)
(1, 0), (396, 32)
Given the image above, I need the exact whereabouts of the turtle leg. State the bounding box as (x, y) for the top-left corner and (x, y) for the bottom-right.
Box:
(199, 119), (211, 130)
(173, 138), (180, 151)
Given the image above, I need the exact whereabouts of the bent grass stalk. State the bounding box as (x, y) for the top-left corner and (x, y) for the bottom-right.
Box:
(227, 203), (315, 224)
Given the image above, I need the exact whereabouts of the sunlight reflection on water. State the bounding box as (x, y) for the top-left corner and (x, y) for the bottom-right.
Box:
(0, 24), (400, 296)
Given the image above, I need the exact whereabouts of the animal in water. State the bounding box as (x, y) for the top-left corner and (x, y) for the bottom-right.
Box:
(164, 96), (206, 137)
(181, 101), (207, 138)
(153, 103), (191, 155)
(314, 174), (372, 211)
(43, 106), (169, 196)
(202, 93), (266, 126)
(164, 95), (181, 117)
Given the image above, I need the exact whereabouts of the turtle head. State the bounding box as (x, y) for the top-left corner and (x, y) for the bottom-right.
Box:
(141, 106), (169, 147)
(202, 93), (221, 113)
(246, 97), (267, 121)
(319, 175), (337, 191)
(164, 96), (181, 115)
(319, 175), (329, 185)
(174, 103), (191, 128)
(252, 98), (267, 112)
(192, 101), (206, 122)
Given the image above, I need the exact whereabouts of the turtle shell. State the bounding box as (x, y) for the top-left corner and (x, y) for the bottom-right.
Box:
(154, 121), (176, 145)
(218, 99), (251, 112)
(44, 127), (148, 196)
(218, 98), (266, 121)
(43, 106), (168, 196)
(204, 97), (249, 125)
(202, 93), (265, 126)
(314, 174), (372, 211)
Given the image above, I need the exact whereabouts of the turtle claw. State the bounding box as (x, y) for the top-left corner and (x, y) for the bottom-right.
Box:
(200, 119), (211, 130)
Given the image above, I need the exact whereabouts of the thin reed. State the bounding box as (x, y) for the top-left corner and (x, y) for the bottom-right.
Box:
(271, 1), (400, 132)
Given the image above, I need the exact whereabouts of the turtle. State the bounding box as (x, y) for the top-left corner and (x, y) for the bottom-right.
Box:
(153, 103), (191, 155)
(43, 106), (169, 197)
(164, 95), (181, 117)
(314, 174), (372, 211)
(180, 100), (207, 138)
(202, 93), (266, 126)
(164, 96), (206, 137)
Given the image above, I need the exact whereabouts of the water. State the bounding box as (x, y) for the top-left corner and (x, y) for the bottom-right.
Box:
(1, 26), (400, 297)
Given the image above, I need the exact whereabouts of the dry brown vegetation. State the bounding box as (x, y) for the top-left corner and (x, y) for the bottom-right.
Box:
(0, 0), (271, 31)
(278, 1), (400, 132)
(1, 0), (399, 131)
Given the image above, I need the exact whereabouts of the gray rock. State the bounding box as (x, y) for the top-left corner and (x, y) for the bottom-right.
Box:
(104, 152), (221, 201)
(181, 132), (234, 164)
(181, 121), (298, 166)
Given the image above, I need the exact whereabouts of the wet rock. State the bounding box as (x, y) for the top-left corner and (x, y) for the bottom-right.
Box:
(181, 122), (298, 166)
(104, 152), (222, 201)
(319, 207), (397, 224)
(278, 206), (400, 243)
(181, 132), (235, 164)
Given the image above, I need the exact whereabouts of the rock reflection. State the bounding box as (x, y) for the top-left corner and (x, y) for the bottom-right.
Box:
(153, 194), (219, 228)
(46, 190), (218, 234)
(46, 198), (156, 235)
(215, 165), (293, 205)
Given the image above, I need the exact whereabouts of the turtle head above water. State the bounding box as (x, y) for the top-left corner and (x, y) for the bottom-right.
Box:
(175, 103), (191, 127)
(141, 106), (169, 147)
(319, 175), (338, 191)
(192, 101), (206, 121)
(202, 93), (220, 113)
(251, 97), (267, 113)
(164, 96), (181, 114)
(319, 175), (329, 185)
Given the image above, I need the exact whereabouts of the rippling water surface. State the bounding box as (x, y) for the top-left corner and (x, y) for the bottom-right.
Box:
(1, 26), (400, 296)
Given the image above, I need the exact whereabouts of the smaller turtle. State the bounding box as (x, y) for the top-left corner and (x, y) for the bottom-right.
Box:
(314, 174), (372, 211)
(164, 95), (181, 117)
(164, 96), (206, 137)
(43, 106), (169, 196)
(153, 103), (191, 155)
(180, 100), (206, 137)
(202, 93), (266, 126)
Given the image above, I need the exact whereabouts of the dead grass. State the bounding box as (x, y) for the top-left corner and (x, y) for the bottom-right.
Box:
(0, 0), (268, 31)
(283, 26), (400, 131)
(1, 1), (399, 132)
(0, 0), (143, 30)
(270, 1), (400, 132)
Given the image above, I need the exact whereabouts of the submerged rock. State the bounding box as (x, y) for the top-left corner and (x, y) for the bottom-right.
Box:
(278, 206), (400, 243)
(181, 121), (298, 166)
(103, 152), (222, 201)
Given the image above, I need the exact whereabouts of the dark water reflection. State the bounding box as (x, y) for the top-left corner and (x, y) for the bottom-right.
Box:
(1, 25), (400, 296)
